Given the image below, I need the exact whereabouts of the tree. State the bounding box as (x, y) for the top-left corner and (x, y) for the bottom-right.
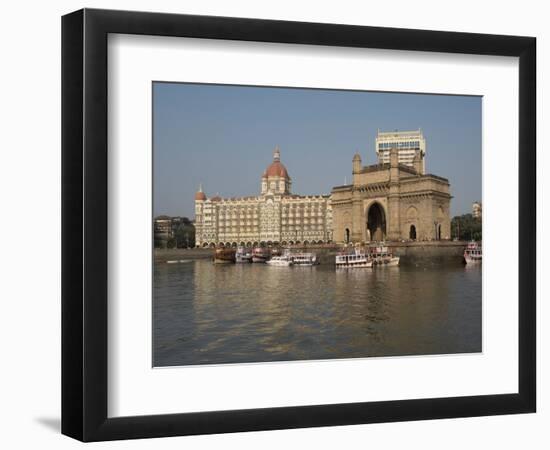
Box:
(451, 213), (482, 241)
(174, 221), (196, 248)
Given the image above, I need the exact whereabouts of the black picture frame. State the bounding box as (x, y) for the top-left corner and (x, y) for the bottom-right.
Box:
(62, 8), (536, 442)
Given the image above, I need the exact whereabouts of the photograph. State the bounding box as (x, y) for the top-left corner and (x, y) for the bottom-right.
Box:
(0, 0), (542, 446)
(152, 82), (483, 367)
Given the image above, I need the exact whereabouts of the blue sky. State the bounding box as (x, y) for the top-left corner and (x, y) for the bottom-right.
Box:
(153, 82), (481, 218)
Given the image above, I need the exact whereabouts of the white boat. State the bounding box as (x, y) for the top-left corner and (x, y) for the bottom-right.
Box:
(369, 245), (400, 267)
(289, 252), (319, 266)
(235, 246), (252, 263)
(266, 255), (294, 266)
(335, 249), (373, 268)
(464, 241), (482, 264)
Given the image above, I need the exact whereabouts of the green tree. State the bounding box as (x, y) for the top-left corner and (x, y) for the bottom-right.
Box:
(451, 213), (482, 241)
(174, 221), (196, 248)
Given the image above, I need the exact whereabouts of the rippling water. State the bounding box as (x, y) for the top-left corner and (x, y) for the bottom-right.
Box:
(153, 260), (481, 366)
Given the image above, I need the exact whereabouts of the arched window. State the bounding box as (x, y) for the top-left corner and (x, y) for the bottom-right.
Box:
(409, 224), (417, 240)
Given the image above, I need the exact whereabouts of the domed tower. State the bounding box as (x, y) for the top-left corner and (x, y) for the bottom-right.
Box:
(194, 183), (206, 202)
(261, 146), (291, 195)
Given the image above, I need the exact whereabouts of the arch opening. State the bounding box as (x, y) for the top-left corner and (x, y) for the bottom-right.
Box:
(367, 203), (386, 242)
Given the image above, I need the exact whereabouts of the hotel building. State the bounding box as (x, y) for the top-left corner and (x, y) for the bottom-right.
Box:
(194, 148), (333, 247)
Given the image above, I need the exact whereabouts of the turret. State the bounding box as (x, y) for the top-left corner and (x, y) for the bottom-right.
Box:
(389, 147), (399, 183)
(389, 146), (399, 168)
(352, 152), (362, 174)
(412, 149), (424, 174)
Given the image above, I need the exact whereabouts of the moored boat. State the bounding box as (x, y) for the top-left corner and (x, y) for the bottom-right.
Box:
(289, 252), (319, 266)
(251, 247), (270, 263)
(335, 248), (373, 268)
(464, 241), (482, 264)
(266, 255), (294, 266)
(235, 246), (252, 263)
(368, 244), (400, 266)
(213, 248), (236, 264)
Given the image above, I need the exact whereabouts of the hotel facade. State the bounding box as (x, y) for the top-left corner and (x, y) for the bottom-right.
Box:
(194, 148), (333, 247)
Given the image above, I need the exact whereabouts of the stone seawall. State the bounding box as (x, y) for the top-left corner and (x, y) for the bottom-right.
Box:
(155, 248), (214, 264)
(386, 241), (467, 266)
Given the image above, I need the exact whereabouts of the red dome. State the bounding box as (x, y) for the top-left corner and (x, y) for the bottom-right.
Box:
(195, 191), (206, 201)
(263, 161), (289, 178)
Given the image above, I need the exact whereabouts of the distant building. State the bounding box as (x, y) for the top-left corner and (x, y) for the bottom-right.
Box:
(472, 201), (482, 219)
(154, 216), (173, 238)
(154, 215), (195, 248)
(194, 147), (333, 247)
(376, 129), (426, 174)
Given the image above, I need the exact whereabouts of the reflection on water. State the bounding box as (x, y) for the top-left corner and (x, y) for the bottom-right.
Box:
(153, 260), (481, 366)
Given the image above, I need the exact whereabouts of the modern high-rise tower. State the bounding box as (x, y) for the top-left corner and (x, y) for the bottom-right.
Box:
(375, 129), (426, 174)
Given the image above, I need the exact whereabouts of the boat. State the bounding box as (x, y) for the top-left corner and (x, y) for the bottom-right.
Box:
(368, 244), (400, 266)
(266, 255), (294, 266)
(235, 246), (252, 263)
(251, 247), (270, 263)
(213, 248), (236, 264)
(335, 248), (373, 268)
(464, 241), (482, 264)
(289, 252), (319, 266)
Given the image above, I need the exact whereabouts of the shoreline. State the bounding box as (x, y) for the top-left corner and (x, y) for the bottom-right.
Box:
(155, 240), (469, 265)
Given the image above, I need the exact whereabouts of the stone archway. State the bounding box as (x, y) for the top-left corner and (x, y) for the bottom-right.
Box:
(367, 202), (386, 242)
